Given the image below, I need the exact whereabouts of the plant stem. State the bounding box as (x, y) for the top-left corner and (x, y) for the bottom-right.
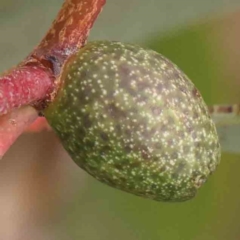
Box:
(0, 0), (106, 116)
(0, 0), (106, 157)
(31, 0), (106, 66)
(25, 117), (51, 132)
(0, 106), (38, 158)
(0, 64), (53, 116)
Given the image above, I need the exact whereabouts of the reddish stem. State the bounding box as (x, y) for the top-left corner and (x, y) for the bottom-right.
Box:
(0, 0), (106, 157)
(26, 117), (51, 132)
(1, 0), (106, 117)
(31, 0), (106, 66)
(0, 64), (53, 116)
(0, 106), (38, 158)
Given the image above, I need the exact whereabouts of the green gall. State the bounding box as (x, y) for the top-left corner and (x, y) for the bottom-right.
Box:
(44, 41), (221, 202)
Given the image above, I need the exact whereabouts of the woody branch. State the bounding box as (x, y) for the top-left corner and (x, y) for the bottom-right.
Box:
(0, 0), (106, 157)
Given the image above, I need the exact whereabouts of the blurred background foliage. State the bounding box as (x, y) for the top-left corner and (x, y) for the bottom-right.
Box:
(1, 0), (240, 239)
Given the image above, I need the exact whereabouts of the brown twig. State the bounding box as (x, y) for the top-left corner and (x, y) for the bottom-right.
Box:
(0, 0), (106, 157)
(30, 0), (106, 69)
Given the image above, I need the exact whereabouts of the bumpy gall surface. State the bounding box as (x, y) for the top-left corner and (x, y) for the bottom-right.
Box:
(45, 41), (221, 202)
